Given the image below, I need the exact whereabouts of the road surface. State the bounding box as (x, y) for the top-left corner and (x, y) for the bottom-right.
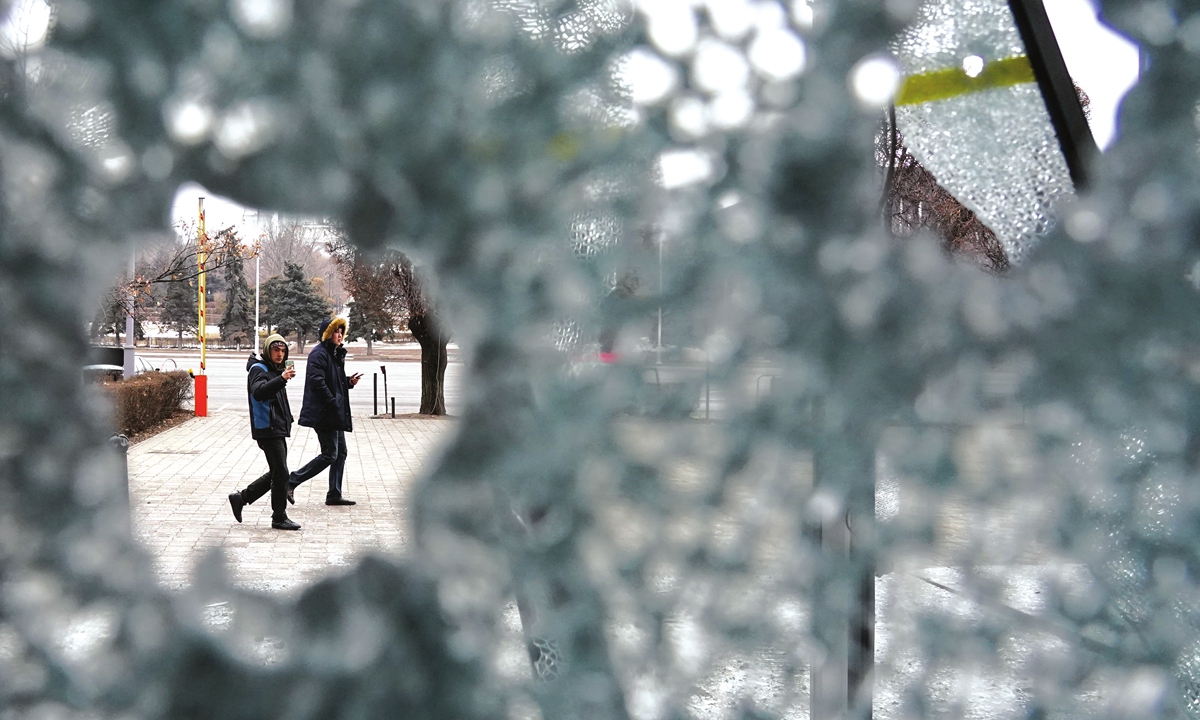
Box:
(137, 350), (464, 417)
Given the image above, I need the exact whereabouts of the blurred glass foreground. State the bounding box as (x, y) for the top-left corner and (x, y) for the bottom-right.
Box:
(1, 0), (1197, 718)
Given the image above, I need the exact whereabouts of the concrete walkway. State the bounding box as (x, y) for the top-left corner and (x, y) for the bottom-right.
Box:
(128, 408), (453, 594)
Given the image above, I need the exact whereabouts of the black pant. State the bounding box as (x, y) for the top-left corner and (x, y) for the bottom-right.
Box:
(241, 437), (289, 522)
(289, 429), (348, 500)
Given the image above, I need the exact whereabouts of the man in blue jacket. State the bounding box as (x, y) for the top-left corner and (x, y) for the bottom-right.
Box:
(288, 317), (362, 506)
(228, 334), (301, 530)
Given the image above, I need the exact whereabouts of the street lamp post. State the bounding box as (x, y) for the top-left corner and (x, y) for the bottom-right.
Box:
(122, 247), (135, 379)
(254, 242), (261, 355)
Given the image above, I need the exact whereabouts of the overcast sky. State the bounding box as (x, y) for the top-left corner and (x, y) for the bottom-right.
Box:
(1045, 0), (1141, 149)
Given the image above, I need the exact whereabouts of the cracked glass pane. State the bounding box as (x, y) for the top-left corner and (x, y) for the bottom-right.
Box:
(890, 0), (1075, 264)
(5, 0), (1200, 718)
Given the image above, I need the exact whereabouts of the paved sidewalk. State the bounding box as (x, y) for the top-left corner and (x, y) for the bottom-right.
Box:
(128, 409), (453, 594)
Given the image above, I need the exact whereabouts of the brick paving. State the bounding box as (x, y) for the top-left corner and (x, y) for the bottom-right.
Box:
(128, 408), (453, 594)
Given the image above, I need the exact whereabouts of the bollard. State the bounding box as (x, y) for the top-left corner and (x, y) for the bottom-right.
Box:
(373, 373), (378, 416)
(381, 365), (388, 412)
(110, 433), (131, 534)
(391, 397), (395, 418)
(194, 374), (207, 416)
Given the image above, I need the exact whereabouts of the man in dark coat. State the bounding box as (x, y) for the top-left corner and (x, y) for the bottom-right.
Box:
(289, 317), (362, 505)
(228, 334), (301, 530)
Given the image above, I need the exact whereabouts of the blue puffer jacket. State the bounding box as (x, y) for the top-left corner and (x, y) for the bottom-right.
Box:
(246, 337), (294, 439)
(298, 337), (353, 432)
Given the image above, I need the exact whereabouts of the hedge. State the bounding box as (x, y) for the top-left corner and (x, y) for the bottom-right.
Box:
(103, 370), (193, 437)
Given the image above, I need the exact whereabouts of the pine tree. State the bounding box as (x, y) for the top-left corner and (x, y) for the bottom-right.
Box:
(159, 275), (196, 348)
(261, 261), (330, 351)
(345, 299), (394, 355)
(219, 254), (255, 350)
(90, 300), (117, 344)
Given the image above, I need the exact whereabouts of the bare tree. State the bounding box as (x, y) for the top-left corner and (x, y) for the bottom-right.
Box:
(392, 257), (450, 416)
(255, 217), (343, 308)
(257, 218), (323, 278)
(879, 108), (1009, 273)
(122, 224), (247, 311)
(326, 236), (401, 356)
(0, 0), (56, 86)
(328, 236), (450, 415)
(879, 88), (1090, 273)
(91, 224), (250, 349)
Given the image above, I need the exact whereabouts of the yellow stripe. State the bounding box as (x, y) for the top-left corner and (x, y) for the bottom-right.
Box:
(896, 55), (1035, 106)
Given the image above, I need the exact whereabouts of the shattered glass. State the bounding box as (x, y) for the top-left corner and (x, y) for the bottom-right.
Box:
(890, 0), (1075, 264)
(2, 0), (1200, 718)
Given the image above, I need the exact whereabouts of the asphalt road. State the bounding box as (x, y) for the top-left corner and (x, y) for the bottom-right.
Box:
(137, 350), (463, 417)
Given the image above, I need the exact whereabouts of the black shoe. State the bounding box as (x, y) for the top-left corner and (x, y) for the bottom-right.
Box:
(272, 518), (301, 530)
(228, 492), (244, 523)
(326, 497), (356, 506)
(287, 486), (295, 505)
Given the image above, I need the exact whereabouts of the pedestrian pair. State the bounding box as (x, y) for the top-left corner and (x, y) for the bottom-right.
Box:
(228, 318), (362, 530)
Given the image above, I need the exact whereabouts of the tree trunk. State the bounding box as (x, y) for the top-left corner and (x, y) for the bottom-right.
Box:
(410, 312), (448, 415)
(366, 337), (373, 356)
(177, 330), (183, 349)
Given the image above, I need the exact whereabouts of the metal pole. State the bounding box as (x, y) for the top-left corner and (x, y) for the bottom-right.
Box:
(110, 434), (130, 534)
(373, 373), (378, 416)
(254, 252), (260, 354)
(657, 234), (663, 365)
(1007, 0), (1097, 188)
(255, 210), (262, 354)
(809, 431), (877, 720)
(123, 247), (135, 379)
(391, 397), (395, 419)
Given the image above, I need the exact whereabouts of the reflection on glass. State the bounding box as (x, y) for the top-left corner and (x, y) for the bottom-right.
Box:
(890, 0), (1075, 264)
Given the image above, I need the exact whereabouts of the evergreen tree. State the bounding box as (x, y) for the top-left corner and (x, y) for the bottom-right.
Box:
(90, 288), (130, 345)
(159, 275), (196, 348)
(90, 302), (117, 343)
(345, 299), (394, 355)
(261, 261), (330, 351)
(219, 254), (255, 350)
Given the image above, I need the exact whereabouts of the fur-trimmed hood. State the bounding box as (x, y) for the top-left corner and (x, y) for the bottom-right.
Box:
(320, 316), (348, 343)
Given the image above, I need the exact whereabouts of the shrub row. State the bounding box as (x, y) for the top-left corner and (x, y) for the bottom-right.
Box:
(104, 371), (193, 437)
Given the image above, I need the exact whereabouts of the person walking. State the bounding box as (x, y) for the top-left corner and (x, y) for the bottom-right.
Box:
(228, 334), (302, 530)
(288, 317), (362, 506)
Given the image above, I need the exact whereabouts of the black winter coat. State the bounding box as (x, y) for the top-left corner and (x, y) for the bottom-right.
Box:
(246, 353), (294, 439)
(298, 340), (353, 432)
